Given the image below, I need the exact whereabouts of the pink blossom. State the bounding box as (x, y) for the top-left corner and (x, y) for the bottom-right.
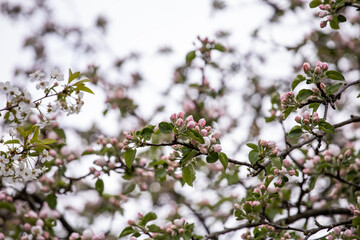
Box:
(303, 168), (311, 174)
(319, 4), (325, 10)
(303, 62), (311, 72)
(176, 118), (184, 126)
(295, 115), (301, 123)
(200, 129), (208, 136)
(128, 219), (135, 225)
(302, 111), (310, 120)
(289, 170), (295, 176)
(170, 113), (177, 121)
(275, 179), (282, 186)
(321, 62), (328, 70)
(177, 112), (184, 119)
(186, 115), (194, 122)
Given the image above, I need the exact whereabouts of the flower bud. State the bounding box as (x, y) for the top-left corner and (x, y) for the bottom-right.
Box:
(212, 144), (222, 152)
(283, 159), (291, 167)
(333, 226), (341, 235)
(318, 11), (327, 18)
(325, 4), (331, 11)
(295, 115), (301, 123)
(314, 66), (322, 74)
(320, 21), (327, 28)
(302, 62), (311, 73)
(321, 62), (328, 70)
(288, 170), (295, 176)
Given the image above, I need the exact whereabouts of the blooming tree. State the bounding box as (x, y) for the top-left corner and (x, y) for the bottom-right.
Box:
(0, 0), (360, 240)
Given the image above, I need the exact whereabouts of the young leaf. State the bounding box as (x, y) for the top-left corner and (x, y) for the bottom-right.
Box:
(219, 152), (228, 169)
(206, 152), (218, 163)
(318, 121), (334, 133)
(45, 193), (57, 209)
(270, 156), (282, 169)
(68, 69), (80, 83)
(213, 43), (227, 52)
(325, 83), (342, 95)
(122, 182), (136, 195)
(330, 19), (340, 30)
(186, 50), (196, 65)
(158, 122), (173, 134)
(139, 212), (157, 226)
(119, 226), (135, 237)
(309, 102), (320, 112)
(124, 148), (137, 168)
(296, 89), (313, 102)
(180, 149), (198, 167)
(292, 74), (306, 90)
(4, 140), (20, 144)
(182, 164), (196, 186)
(95, 179), (104, 195)
(288, 125), (303, 138)
(325, 70), (345, 81)
(309, 0), (322, 8)
(337, 14), (346, 22)
(248, 150), (259, 165)
(309, 176), (318, 190)
(246, 143), (258, 150)
(140, 127), (154, 140)
(185, 129), (205, 144)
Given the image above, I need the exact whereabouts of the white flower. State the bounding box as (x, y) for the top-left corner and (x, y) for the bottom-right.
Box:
(50, 69), (64, 81)
(29, 70), (45, 82)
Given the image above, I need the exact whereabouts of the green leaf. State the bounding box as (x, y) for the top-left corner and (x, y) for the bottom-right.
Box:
(325, 70), (345, 81)
(288, 125), (303, 138)
(95, 179), (104, 195)
(139, 212), (157, 226)
(185, 50), (196, 65)
(72, 79), (91, 86)
(270, 156), (282, 169)
(181, 149), (198, 167)
(122, 182), (136, 195)
(292, 75), (306, 90)
(148, 224), (162, 232)
(213, 43), (227, 52)
(309, 0), (322, 8)
(124, 148), (137, 168)
(182, 164), (196, 186)
(330, 19), (340, 29)
(206, 152), (218, 163)
(325, 83), (342, 95)
(248, 150), (259, 165)
(0, 201), (16, 213)
(219, 152), (228, 169)
(337, 14), (346, 22)
(296, 89), (313, 102)
(246, 143), (258, 150)
(139, 127), (154, 141)
(75, 85), (94, 94)
(309, 102), (320, 112)
(185, 129), (205, 144)
(45, 193), (57, 209)
(4, 139), (20, 144)
(158, 122), (173, 134)
(357, 93), (360, 98)
(68, 69), (80, 83)
(309, 176), (318, 190)
(119, 226), (134, 237)
(39, 139), (57, 145)
(283, 107), (296, 120)
(353, 216), (360, 227)
(318, 121), (334, 133)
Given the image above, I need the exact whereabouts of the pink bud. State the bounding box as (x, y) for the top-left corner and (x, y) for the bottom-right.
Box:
(320, 83), (326, 91)
(357, 196), (360, 205)
(320, 21), (327, 28)
(213, 144), (222, 152)
(288, 170), (295, 176)
(325, 4), (331, 11)
(333, 227), (341, 235)
(177, 112), (184, 119)
(283, 159), (291, 167)
(127, 219), (135, 225)
(170, 113), (177, 121)
(176, 118), (184, 126)
(303, 119), (310, 125)
(319, 4), (325, 10)
(318, 11), (328, 18)
(110, 138), (117, 145)
(198, 118), (206, 128)
(295, 115), (301, 123)
(187, 121), (196, 129)
(321, 62), (328, 70)
(274, 169), (280, 175)
(275, 179), (282, 186)
(200, 129), (208, 137)
(302, 111), (310, 120)
(344, 229), (352, 237)
(186, 115), (194, 122)
(303, 168), (311, 174)
(344, 149), (351, 157)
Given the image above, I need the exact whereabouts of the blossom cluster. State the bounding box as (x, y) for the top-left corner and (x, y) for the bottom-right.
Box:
(303, 61), (328, 77)
(280, 91), (296, 109)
